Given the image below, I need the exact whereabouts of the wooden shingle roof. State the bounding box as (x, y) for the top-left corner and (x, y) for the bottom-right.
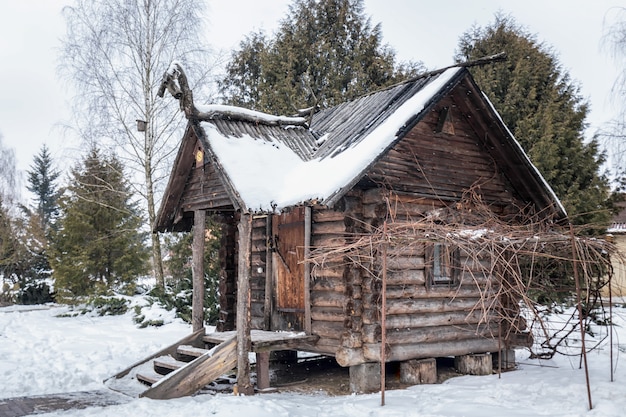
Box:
(155, 65), (566, 231)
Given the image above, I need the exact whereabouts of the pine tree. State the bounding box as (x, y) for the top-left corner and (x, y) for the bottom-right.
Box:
(50, 149), (149, 298)
(456, 15), (612, 230)
(26, 145), (60, 236)
(219, 0), (423, 115)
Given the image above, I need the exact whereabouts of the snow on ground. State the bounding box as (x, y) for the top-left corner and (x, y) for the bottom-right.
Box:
(1, 299), (626, 416)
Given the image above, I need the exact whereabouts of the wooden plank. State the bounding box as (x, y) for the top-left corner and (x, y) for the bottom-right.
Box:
(104, 328), (205, 381)
(141, 335), (238, 400)
(136, 369), (162, 386)
(154, 356), (188, 373)
(177, 345), (209, 358)
(253, 335), (319, 352)
(203, 329), (319, 352)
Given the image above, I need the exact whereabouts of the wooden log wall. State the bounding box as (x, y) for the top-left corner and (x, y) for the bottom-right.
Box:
(309, 206), (348, 355)
(250, 216), (268, 330)
(335, 187), (501, 367)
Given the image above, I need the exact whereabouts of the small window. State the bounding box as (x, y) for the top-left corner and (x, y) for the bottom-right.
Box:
(425, 243), (460, 288)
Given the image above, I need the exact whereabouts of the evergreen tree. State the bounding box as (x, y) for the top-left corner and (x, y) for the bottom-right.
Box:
(0, 197), (21, 287)
(156, 218), (221, 325)
(456, 15), (612, 230)
(219, 0), (423, 115)
(50, 148), (149, 298)
(0, 137), (22, 302)
(26, 145), (60, 236)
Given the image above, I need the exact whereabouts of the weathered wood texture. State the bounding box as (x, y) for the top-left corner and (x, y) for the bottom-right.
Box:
(203, 329), (319, 353)
(178, 138), (233, 212)
(250, 216), (268, 330)
(141, 335), (237, 400)
(236, 214), (253, 395)
(106, 328), (206, 381)
(192, 210), (206, 332)
(454, 353), (493, 375)
(364, 96), (519, 206)
(400, 358), (437, 385)
(271, 207), (306, 331)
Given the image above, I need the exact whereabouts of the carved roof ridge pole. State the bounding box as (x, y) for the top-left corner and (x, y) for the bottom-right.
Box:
(158, 61), (198, 119)
(157, 61), (308, 127)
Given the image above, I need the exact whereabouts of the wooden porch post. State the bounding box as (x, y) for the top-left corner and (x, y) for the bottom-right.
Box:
(192, 209), (206, 333)
(236, 213), (254, 395)
(304, 206), (312, 334)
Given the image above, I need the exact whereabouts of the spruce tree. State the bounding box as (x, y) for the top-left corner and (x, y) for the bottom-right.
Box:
(26, 145), (60, 236)
(50, 148), (149, 298)
(219, 0), (423, 115)
(456, 15), (612, 230)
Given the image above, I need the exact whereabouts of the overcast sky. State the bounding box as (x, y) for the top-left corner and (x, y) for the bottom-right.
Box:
(0, 0), (622, 202)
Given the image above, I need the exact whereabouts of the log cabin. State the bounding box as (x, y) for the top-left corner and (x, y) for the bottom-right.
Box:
(151, 62), (567, 394)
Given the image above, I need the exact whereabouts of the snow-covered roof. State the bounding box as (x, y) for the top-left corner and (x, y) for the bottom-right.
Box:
(199, 68), (461, 212)
(608, 223), (626, 234)
(156, 64), (567, 232)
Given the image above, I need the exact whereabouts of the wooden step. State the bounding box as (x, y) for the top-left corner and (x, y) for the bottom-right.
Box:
(136, 366), (163, 386)
(154, 355), (188, 375)
(177, 344), (209, 360)
(141, 334), (237, 400)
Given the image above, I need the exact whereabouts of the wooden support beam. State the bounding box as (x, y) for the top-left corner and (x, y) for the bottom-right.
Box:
(255, 352), (270, 390)
(192, 209), (206, 332)
(454, 353), (493, 376)
(304, 206), (312, 334)
(400, 358), (437, 385)
(264, 216), (273, 330)
(236, 213), (254, 395)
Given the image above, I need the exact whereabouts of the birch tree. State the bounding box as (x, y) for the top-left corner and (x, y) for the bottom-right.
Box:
(59, 0), (215, 287)
(0, 134), (17, 207)
(600, 7), (626, 183)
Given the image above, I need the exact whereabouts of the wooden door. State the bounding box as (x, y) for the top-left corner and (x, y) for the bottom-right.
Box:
(271, 207), (305, 331)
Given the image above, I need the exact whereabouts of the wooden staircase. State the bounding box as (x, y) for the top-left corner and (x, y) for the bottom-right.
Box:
(105, 329), (237, 400)
(105, 329), (319, 399)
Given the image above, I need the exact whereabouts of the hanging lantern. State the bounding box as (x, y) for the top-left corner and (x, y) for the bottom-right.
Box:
(195, 148), (204, 164)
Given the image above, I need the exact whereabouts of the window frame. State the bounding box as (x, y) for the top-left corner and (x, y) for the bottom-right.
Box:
(425, 242), (461, 289)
